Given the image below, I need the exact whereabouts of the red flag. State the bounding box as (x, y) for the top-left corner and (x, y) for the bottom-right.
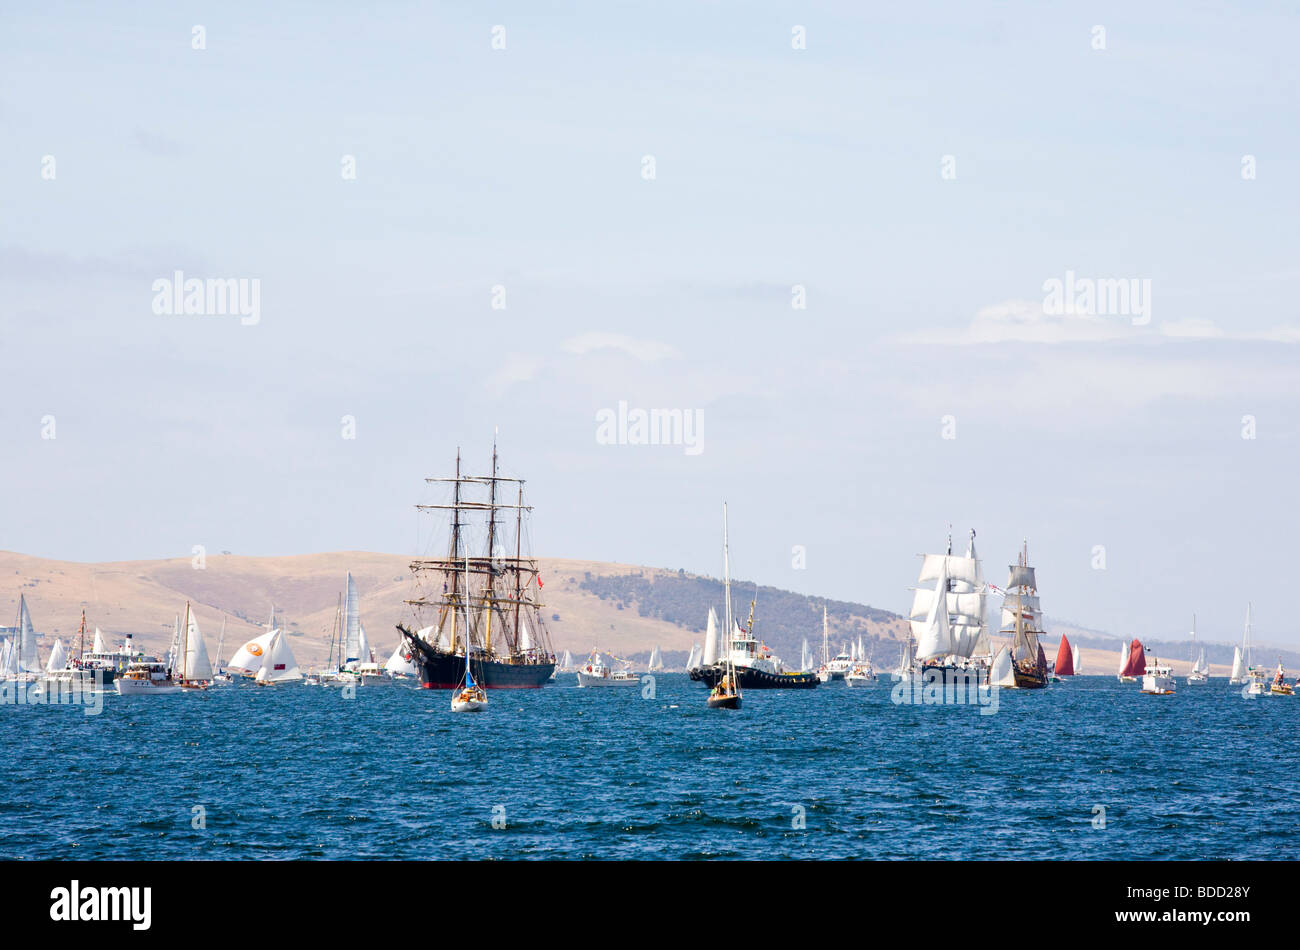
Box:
(537, 574), (544, 588)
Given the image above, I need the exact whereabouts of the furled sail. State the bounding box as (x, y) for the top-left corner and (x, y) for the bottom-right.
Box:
(344, 571), (362, 664)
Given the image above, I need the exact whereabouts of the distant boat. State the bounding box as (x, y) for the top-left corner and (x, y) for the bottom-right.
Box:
(384, 640), (418, 679)
(1054, 634), (1075, 677)
(1072, 644), (1082, 674)
(994, 543), (1048, 689)
(576, 650), (639, 688)
(912, 529), (992, 685)
(175, 602), (214, 690)
(1140, 655), (1176, 695)
(1119, 639), (1145, 682)
(702, 607), (720, 668)
(212, 618), (234, 686)
(1269, 661), (1294, 697)
(4, 595), (42, 683)
(705, 505), (742, 711)
(1117, 640), (1136, 683)
(44, 638), (67, 673)
(450, 554), (487, 712)
(684, 645), (701, 671)
(1187, 615), (1208, 685)
(116, 657), (181, 695)
(227, 628), (302, 686)
(647, 646), (663, 672)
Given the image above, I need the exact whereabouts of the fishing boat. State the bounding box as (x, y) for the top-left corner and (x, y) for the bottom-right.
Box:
(575, 651), (640, 687)
(1186, 616), (1208, 684)
(911, 529), (991, 686)
(689, 504), (819, 690)
(116, 657), (180, 695)
(398, 444), (556, 689)
(174, 602), (214, 690)
(226, 627), (302, 686)
(1140, 655), (1176, 695)
(987, 543), (1047, 689)
(450, 554), (487, 712)
(1054, 634), (1075, 677)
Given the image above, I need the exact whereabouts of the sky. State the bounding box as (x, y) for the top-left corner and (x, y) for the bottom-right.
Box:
(2, 2), (1298, 646)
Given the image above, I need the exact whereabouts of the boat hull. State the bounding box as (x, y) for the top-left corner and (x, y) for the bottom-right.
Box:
(576, 670), (640, 687)
(706, 694), (741, 709)
(689, 665), (820, 689)
(405, 643), (554, 690)
(116, 679), (180, 696)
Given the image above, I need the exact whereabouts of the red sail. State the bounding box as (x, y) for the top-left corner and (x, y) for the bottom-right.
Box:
(1054, 634), (1075, 676)
(1120, 639), (1146, 678)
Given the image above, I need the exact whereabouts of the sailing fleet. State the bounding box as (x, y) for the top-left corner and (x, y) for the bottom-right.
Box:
(3, 447), (1294, 714)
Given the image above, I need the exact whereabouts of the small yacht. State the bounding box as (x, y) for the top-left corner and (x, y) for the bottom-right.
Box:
(1140, 658), (1176, 696)
(822, 649), (853, 682)
(1269, 663), (1294, 697)
(575, 651), (640, 688)
(845, 663), (877, 687)
(116, 657), (181, 695)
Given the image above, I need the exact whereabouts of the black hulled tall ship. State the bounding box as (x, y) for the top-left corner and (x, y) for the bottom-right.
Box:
(396, 444), (556, 689)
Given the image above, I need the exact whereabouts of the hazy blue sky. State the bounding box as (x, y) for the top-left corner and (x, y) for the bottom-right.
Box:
(3, 2), (1297, 646)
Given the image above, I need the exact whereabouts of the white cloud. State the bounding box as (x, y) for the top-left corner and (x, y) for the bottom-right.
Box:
(898, 300), (1300, 345)
(485, 354), (542, 395)
(561, 332), (679, 362)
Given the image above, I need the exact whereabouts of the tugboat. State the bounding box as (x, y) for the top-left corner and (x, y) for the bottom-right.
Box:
(575, 651), (640, 688)
(689, 505), (819, 691)
(398, 444), (556, 689)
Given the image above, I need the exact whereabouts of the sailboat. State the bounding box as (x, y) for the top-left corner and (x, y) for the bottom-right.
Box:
(993, 542), (1047, 689)
(226, 627), (302, 686)
(911, 529), (989, 685)
(7, 595), (43, 683)
(1054, 634), (1075, 677)
(1072, 644), (1082, 674)
(647, 645), (664, 672)
(706, 510), (742, 711)
(384, 639), (419, 679)
(1117, 640), (1136, 683)
(212, 618), (234, 686)
(174, 602), (214, 690)
(1186, 616), (1208, 684)
(44, 638), (67, 674)
(451, 554), (488, 712)
(1118, 638), (1146, 683)
(1237, 604), (1268, 697)
(684, 644), (701, 672)
(398, 444), (556, 688)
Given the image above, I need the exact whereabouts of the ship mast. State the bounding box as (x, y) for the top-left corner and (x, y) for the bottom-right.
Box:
(485, 439), (498, 655)
(722, 503), (732, 665)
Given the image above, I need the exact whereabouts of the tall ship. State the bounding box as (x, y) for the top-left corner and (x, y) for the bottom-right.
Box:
(989, 542), (1048, 689)
(688, 504), (819, 690)
(397, 445), (556, 689)
(909, 529), (991, 683)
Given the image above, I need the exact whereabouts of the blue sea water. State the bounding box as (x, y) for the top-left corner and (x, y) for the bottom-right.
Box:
(1, 674), (1294, 860)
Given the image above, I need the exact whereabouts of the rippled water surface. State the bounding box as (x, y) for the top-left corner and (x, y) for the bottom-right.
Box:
(2, 675), (1292, 859)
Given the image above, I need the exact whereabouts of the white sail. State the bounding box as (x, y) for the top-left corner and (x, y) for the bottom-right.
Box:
(1117, 641), (1129, 679)
(918, 554), (980, 588)
(227, 630), (277, 677)
(385, 640), (418, 676)
(343, 571), (362, 664)
(915, 563), (954, 660)
(989, 645), (1015, 688)
(518, 617), (534, 653)
(167, 614), (182, 674)
(18, 595), (40, 673)
(801, 638), (811, 672)
(561, 649), (575, 671)
(647, 645), (663, 671)
(893, 636), (915, 677)
(92, 627), (107, 654)
(702, 607), (719, 666)
(45, 638), (67, 672)
(181, 609), (214, 681)
(1230, 646), (1245, 682)
(1006, 565), (1036, 590)
(1191, 649), (1207, 675)
(1072, 644), (1081, 673)
(358, 621), (371, 663)
(257, 628), (301, 683)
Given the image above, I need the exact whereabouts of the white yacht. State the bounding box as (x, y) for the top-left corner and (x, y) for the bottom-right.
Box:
(575, 651), (639, 688)
(116, 657), (181, 695)
(1140, 658), (1176, 696)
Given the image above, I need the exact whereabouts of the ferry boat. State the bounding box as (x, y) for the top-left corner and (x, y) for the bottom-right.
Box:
(1140, 658), (1176, 695)
(116, 657), (181, 695)
(398, 444), (556, 689)
(575, 651), (640, 688)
